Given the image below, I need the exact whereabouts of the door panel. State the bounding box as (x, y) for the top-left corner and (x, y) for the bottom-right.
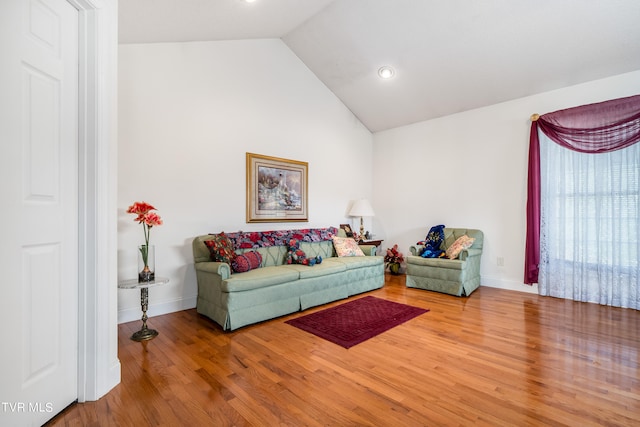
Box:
(0, 0), (79, 425)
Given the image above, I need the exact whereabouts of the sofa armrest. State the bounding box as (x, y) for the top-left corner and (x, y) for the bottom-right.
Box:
(459, 248), (482, 261)
(194, 261), (231, 280)
(409, 245), (424, 256)
(359, 244), (377, 256)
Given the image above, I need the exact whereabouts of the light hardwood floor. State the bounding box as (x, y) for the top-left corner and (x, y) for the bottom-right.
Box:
(49, 274), (640, 426)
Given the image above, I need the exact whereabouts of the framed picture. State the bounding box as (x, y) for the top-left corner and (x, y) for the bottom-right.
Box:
(340, 224), (354, 237)
(246, 153), (308, 223)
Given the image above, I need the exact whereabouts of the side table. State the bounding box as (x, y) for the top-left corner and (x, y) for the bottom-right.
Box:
(118, 277), (169, 341)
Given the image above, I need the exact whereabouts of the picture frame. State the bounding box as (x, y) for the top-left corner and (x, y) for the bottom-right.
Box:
(246, 152), (308, 223)
(340, 224), (354, 237)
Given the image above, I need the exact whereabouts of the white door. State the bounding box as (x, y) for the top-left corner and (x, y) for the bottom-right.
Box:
(0, 0), (79, 425)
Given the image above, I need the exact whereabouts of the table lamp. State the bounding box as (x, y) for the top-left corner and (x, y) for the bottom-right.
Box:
(348, 199), (375, 241)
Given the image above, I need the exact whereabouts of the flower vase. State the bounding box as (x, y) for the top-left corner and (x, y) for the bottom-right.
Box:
(389, 262), (400, 275)
(138, 244), (155, 282)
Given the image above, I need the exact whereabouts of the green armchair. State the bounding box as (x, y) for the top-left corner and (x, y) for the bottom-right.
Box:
(406, 228), (484, 296)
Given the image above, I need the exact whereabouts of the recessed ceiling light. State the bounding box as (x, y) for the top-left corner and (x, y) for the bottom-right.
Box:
(378, 66), (395, 79)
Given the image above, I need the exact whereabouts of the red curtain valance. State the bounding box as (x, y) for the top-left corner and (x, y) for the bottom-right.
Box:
(524, 94), (640, 285)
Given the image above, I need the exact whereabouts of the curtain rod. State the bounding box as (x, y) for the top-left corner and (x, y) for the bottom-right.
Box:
(530, 113), (540, 121)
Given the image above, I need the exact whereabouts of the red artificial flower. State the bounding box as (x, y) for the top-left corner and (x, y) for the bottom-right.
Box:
(126, 201), (156, 216)
(127, 201), (163, 269)
(142, 212), (163, 227)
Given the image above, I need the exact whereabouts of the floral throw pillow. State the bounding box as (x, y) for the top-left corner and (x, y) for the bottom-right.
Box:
(204, 232), (237, 266)
(332, 236), (365, 257)
(446, 235), (475, 259)
(232, 251), (262, 273)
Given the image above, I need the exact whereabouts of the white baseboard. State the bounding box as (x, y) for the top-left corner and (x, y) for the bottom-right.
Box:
(104, 359), (122, 400)
(481, 275), (538, 294)
(117, 281), (536, 324)
(118, 294), (198, 324)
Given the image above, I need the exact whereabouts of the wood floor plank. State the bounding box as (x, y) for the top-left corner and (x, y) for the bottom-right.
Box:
(47, 274), (640, 426)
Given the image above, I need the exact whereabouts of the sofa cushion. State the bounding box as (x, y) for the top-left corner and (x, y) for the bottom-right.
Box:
(241, 246), (288, 268)
(300, 240), (335, 259)
(332, 236), (365, 257)
(232, 251), (262, 273)
(407, 256), (464, 270)
(332, 255), (384, 269)
(222, 266), (300, 292)
(286, 238), (321, 266)
(281, 259), (346, 279)
(446, 235), (475, 259)
(204, 233), (237, 265)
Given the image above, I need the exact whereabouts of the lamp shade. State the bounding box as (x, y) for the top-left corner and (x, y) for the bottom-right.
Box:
(349, 199), (375, 217)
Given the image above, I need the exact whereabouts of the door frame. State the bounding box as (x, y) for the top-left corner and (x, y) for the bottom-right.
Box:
(68, 0), (120, 401)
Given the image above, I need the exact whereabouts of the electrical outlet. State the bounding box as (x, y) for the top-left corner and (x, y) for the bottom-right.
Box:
(497, 257), (504, 267)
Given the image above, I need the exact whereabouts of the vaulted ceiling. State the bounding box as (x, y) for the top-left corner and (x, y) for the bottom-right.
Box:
(119, 0), (640, 132)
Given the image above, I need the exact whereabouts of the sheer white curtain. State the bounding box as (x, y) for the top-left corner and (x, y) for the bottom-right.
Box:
(539, 131), (640, 308)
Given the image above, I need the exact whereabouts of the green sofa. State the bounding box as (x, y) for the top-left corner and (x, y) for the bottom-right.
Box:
(192, 228), (384, 330)
(406, 228), (484, 296)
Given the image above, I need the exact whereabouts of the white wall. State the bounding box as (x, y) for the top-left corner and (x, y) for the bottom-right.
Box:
(373, 70), (640, 294)
(117, 39), (373, 322)
(119, 38), (640, 318)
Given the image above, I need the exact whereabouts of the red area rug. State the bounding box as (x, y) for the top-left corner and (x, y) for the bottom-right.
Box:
(285, 296), (429, 348)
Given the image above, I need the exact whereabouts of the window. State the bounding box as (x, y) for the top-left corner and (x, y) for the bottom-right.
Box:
(539, 131), (639, 308)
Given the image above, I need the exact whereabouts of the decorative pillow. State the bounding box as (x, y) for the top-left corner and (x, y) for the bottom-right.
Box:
(332, 236), (365, 257)
(203, 232), (237, 265)
(232, 251), (262, 273)
(446, 235), (475, 259)
(286, 239), (322, 266)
